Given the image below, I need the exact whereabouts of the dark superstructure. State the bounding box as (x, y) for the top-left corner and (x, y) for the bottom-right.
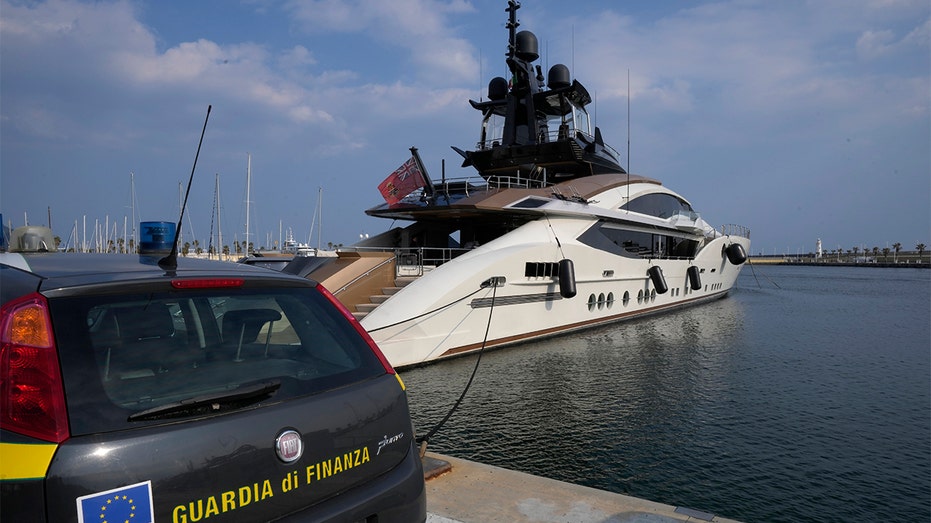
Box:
(456, 0), (625, 181)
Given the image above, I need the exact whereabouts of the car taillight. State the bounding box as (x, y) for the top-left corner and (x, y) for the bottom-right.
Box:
(0, 293), (70, 443)
(314, 284), (397, 376)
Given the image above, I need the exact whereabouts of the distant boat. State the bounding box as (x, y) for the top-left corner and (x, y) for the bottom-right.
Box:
(305, 1), (750, 369)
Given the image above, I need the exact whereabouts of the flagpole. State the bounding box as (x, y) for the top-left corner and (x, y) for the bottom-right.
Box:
(409, 147), (434, 201)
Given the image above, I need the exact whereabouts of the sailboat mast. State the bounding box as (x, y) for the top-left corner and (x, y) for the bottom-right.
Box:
(177, 182), (183, 252)
(130, 171), (137, 252)
(308, 186), (323, 251)
(317, 187), (323, 251)
(215, 173), (223, 260)
(245, 153), (251, 254)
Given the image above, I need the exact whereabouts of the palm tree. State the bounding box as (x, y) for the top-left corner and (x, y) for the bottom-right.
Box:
(882, 247), (890, 262)
(917, 243), (926, 263)
(872, 247), (880, 261)
(892, 242), (901, 263)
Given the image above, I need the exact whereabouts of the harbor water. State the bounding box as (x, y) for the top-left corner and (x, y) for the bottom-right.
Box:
(402, 265), (931, 522)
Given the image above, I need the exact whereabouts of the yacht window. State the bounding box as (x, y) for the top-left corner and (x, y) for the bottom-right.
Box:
(577, 221), (700, 259)
(622, 193), (693, 218)
(480, 113), (506, 149)
(511, 197), (550, 209)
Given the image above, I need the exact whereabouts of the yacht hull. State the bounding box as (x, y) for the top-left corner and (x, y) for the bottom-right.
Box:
(361, 217), (749, 369)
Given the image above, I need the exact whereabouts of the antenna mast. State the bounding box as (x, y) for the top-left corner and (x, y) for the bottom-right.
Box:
(158, 104), (212, 271)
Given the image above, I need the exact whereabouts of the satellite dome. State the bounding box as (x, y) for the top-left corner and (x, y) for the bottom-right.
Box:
(515, 30), (538, 61)
(488, 77), (508, 100)
(547, 64), (571, 89)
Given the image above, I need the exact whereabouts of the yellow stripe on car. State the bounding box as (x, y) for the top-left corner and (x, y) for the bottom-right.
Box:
(0, 442), (58, 480)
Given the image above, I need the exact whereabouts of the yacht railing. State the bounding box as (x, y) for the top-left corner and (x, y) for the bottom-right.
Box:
(721, 224), (751, 238)
(485, 175), (549, 189)
(416, 175), (550, 202)
(398, 246), (474, 276)
(342, 246), (471, 278)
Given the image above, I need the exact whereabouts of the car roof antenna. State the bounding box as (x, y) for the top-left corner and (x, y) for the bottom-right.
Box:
(159, 105), (212, 272)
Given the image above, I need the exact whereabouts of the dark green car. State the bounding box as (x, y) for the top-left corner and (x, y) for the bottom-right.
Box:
(1, 252), (425, 522)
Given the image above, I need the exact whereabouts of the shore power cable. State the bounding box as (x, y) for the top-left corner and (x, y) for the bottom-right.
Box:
(416, 276), (502, 458)
(367, 287), (485, 333)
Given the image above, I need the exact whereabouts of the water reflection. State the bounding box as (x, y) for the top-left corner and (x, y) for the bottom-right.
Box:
(403, 295), (748, 491)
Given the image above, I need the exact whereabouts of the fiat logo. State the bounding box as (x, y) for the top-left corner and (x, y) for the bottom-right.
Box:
(275, 430), (303, 463)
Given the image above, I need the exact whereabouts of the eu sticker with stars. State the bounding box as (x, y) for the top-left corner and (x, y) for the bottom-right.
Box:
(76, 480), (154, 523)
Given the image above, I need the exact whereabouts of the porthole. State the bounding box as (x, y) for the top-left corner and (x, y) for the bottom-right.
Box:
(622, 291), (630, 306)
(598, 293), (606, 310)
(587, 293), (597, 312)
(650, 289), (657, 301)
(606, 292), (615, 309)
(637, 289), (644, 304)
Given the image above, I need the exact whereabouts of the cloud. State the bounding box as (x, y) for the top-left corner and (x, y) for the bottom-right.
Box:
(858, 17), (930, 59)
(0, 0), (337, 147)
(283, 0), (479, 85)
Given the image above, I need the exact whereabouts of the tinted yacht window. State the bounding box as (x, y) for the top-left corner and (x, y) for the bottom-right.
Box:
(621, 193), (693, 218)
(577, 221), (700, 259)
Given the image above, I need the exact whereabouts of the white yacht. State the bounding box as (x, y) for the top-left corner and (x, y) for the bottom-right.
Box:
(305, 1), (750, 368)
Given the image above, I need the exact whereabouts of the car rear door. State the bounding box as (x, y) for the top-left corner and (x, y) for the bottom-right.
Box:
(43, 279), (415, 522)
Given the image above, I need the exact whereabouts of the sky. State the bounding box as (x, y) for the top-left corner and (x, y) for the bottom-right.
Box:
(1, 0), (928, 256)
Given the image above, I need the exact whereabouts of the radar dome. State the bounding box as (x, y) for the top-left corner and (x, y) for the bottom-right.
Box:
(488, 77), (508, 100)
(515, 30), (539, 61)
(547, 64), (571, 89)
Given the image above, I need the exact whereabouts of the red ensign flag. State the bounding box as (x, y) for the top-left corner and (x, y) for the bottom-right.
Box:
(377, 157), (426, 205)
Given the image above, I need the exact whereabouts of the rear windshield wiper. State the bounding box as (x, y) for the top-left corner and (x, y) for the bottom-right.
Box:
(128, 380), (281, 421)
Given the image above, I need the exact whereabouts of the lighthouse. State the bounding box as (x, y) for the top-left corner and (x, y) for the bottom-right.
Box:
(816, 238), (823, 259)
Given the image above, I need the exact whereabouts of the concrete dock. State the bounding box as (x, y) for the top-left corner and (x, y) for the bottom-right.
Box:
(423, 453), (742, 523)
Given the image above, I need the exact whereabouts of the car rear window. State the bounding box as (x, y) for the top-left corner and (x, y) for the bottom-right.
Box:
(50, 286), (387, 435)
